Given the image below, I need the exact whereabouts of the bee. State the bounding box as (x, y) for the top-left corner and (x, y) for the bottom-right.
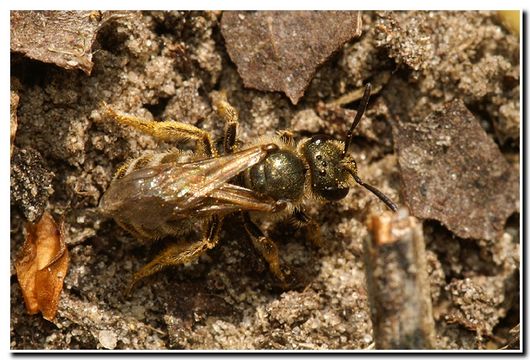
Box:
(99, 84), (397, 292)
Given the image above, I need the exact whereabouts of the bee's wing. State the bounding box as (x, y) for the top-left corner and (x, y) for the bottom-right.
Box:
(99, 144), (276, 228)
(190, 183), (282, 217)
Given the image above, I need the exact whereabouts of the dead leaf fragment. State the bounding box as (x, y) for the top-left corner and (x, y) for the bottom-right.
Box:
(221, 11), (362, 104)
(10, 11), (113, 75)
(392, 99), (518, 241)
(15, 212), (69, 321)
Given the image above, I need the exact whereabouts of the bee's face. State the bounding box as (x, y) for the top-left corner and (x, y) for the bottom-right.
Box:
(302, 135), (350, 201)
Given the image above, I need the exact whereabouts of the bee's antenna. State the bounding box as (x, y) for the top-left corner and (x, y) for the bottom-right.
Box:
(349, 170), (398, 212)
(342, 83), (372, 159)
(340, 83), (396, 211)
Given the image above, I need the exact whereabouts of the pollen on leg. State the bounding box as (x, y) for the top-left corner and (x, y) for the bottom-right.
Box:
(114, 164), (129, 180)
(132, 153), (154, 170)
(113, 159), (137, 179)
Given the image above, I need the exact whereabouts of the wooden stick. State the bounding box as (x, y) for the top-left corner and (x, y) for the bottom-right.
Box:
(363, 208), (435, 349)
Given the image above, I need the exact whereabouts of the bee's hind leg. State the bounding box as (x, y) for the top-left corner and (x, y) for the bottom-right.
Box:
(102, 103), (216, 157)
(127, 216), (223, 294)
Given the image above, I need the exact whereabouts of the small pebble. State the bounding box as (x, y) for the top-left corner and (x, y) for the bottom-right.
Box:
(98, 330), (117, 349)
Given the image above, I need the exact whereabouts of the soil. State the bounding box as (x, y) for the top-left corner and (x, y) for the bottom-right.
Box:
(10, 11), (520, 350)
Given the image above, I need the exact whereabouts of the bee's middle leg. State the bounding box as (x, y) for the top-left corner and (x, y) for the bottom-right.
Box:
(127, 216), (223, 294)
(213, 93), (238, 154)
(103, 103), (216, 157)
(241, 212), (291, 288)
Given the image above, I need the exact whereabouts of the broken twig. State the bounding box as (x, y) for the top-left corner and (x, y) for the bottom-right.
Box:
(363, 208), (435, 349)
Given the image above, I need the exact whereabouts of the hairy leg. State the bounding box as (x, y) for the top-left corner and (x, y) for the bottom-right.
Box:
(241, 212), (290, 288)
(103, 103), (216, 157)
(127, 216), (223, 294)
(213, 92), (239, 154)
(292, 208), (322, 247)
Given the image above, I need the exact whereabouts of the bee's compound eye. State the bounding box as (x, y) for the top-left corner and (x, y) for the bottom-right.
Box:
(320, 186), (349, 201)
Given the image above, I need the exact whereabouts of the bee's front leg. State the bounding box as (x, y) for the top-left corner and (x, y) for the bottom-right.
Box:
(292, 208), (322, 247)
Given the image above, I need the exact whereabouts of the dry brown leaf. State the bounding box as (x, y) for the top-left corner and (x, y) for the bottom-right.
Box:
(221, 11), (362, 104)
(15, 212), (69, 321)
(392, 99), (518, 241)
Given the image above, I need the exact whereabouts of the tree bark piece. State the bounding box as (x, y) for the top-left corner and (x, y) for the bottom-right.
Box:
(10, 11), (114, 75)
(364, 209), (435, 349)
